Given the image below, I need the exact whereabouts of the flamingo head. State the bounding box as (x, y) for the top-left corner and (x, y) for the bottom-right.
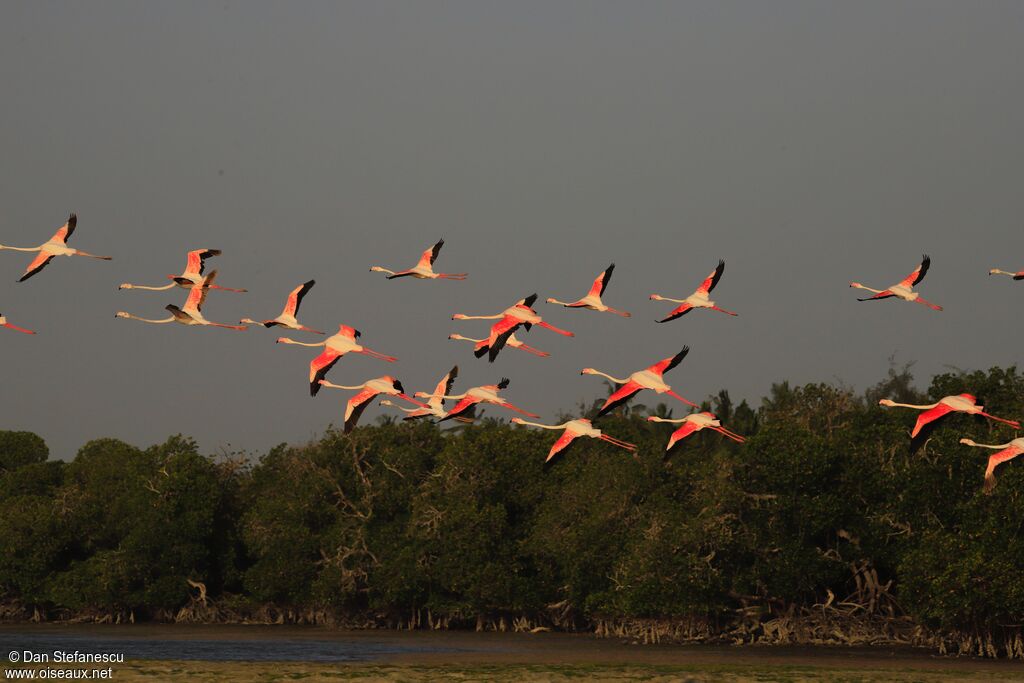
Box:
(878, 398), (895, 407)
(370, 266), (387, 273)
(989, 269), (999, 275)
(580, 368), (597, 376)
(452, 313), (467, 320)
(849, 282), (863, 289)
(413, 391), (431, 399)
(649, 294), (663, 300)
(114, 311), (130, 319)
(118, 283), (133, 290)
(510, 417), (525, 424)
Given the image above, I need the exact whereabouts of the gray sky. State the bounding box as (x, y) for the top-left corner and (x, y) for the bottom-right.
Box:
(2, 1), (1022, 460)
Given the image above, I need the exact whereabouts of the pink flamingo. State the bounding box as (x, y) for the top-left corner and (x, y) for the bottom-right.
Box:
(546, 264), (630, 317)
(850, 255), (942, 310)
(116, 271), (247, 331)
(0, 213), (111, 282)
(276, 324), (397, 396)
(511, 417), (636, 464)
(880, 394), (1020, 447)
(959, 438), (1024, 494)
(650, 260), (736, 322)
(379, 366), (473, 423)
(648, 412), (745, 454)
(448, 332), (550, 358)
(583, 347), (699, 418)
(318, 376), (429, 433)
(1, 314), (35, 334)
(370, 239), (467, 280)
(119, 248), (246, 292)
(241, 280), (323, 333)
(437, 377), (540, 422)
(453, 294), (573, 362)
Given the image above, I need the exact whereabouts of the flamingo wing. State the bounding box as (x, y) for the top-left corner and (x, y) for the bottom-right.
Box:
(910, 403), (955, 438)
(596, 380), (644, 418)
(344, 388), (378, 433)
(184, 271), (217, 313)
(649, 346), (691, 376)
(440, 397), (479, 422)
(185, 249), (221, 277)
(433, 366), (459, 405)
(284, 280), (315, 317)
(50, 213), (77, 244)
(696, 259), (726, 295)
(309, 349), (342, 396)
(899, 254), (931, 288)
(656, 303), (693, 323)
(984, 445), (1024, 493)
(545, 430), (579, 464)
(418, 239), (444, 267)
(665, 421), (702, 453)
(337, 325), (360, 340)
(18, 252), (55, 282)
(486, 316), (522, 362)
(857, 290), (895, 301)
(587, 263), (615, 297)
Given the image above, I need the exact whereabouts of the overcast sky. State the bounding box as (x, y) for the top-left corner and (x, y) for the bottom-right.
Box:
(1, 1), (1022, 460)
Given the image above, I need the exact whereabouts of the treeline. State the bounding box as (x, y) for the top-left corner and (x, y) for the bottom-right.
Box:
(2, 365), (1024, 655)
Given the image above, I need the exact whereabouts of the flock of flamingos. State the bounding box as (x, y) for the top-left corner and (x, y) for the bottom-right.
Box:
(2, 213), (1024, 492)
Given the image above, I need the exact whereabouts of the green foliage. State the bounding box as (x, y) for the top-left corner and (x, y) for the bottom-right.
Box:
(3, 366), (1024, 641)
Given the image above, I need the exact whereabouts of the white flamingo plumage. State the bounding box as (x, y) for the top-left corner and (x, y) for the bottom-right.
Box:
(241, 280), (322, 333)
(849, 255), (942, 310)
(453, 294), (573, 362)
(437, 377), (540, 422)
(547, 264), (630, 317)
(648, 412), (745, 454)
(119, 248), (246, 292)
(959, 437), (1024, 494)
(370, 239), (467, 280)
(116, 270), (248, 331)
(650, 260), (736, 322)
(276, 324), (398, 396)
(448, 332), (549, 358)
(582, 347), (699, 419)
(0, 213), (111, 282)
(511, 417), (637, 464)
(318, 376), (429, 433)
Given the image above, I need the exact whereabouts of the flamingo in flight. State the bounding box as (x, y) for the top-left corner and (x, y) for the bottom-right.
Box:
(448, 332), (550, 358)
(436, 377), (540, 422)
(453, 294), (573, 362)
(989, 267), (1024, 281)
(0, 213), (111, 282)
(1, 314), (35, 334)
(959, 437), (1024, 494)
(370, 239), (467, 280)
(546, 264), (630, 317)
(582, 347), (699, 419)
(277, 324), (397, 396)
(850, 255), (942, 310)
(650, 260), (736, 322)
(879, 394), (1020, 448)
(379, 366), (473, 423)
(240, 280), (323, 333)
(119, 248), (246, 292)
(648, 412), (745, 455)
(116, 271), (248, 330)
(318, 376), (429, 433)
(511, 417), (637, 464)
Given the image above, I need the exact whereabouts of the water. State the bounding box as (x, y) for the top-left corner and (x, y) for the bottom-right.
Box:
(0, 627), (467, 662)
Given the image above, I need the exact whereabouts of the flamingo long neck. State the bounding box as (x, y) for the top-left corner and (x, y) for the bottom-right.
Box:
(456, 314), (502, 320)
(280, 338), (325, 347)
(0, 245), (41, 252)
(657, 295), (687, 303)
(968, 441), (1014, 450)
(516, 420), (566, 430)
(649, 417), (685, 424)
(886, 401), (939, 410)
(125, 283), (176, 291)
(452, 334), (485, 343)
(372, 266), (397, 276)
(547, 298), (575, 307)
(123, 314), (175, 324)
(991, 269), (1015, 277)
(589, 370), (629, 384)
(852, 283), (886, 294)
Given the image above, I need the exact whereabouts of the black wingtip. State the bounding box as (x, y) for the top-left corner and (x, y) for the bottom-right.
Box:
(498, 377), (510, 389)
(68, 213), (77, 227)
(474, 346), (489, 358)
